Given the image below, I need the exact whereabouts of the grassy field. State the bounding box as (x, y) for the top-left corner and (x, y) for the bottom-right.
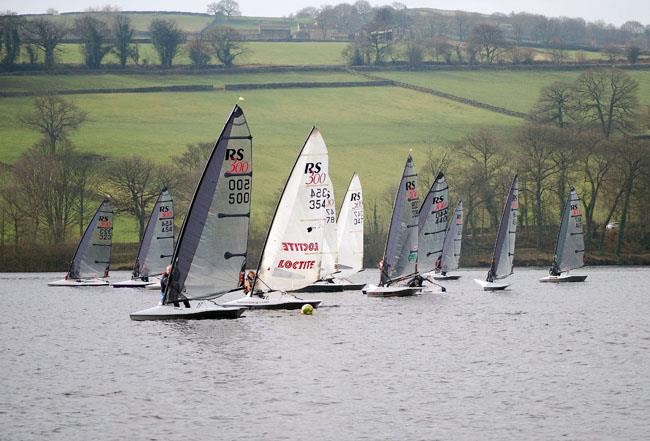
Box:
(0, 82), (519, 242)
(41, 41), (347, 66)
(36, 12), (214, 32)
(0, 71), (364, 93)
(378, 70), (650, 114)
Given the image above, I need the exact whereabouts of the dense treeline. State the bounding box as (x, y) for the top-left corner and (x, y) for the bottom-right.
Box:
(1, 67), (648, 271)
(2, 2), (650, 70)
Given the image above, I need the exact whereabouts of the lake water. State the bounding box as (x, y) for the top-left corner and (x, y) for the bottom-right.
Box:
(1, 267), (649, 440)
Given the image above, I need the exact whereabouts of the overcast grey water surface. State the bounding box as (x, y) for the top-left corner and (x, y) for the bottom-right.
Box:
(1, 267), (649, 440)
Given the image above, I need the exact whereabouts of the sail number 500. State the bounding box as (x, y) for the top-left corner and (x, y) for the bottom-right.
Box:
(228, 178), (250, 204)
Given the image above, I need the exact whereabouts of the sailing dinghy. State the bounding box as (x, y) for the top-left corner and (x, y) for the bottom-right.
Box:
(113, 188), (174, 288)
(362, 154), (422, 297)
(48, 199), (113, 287)
(416, 172), (451, 290)
(433, 200), (463, 280)
(474, 175), (519, 291)
(222, 128), (328, 309)
(540, 188), (587, 283)
(130, 105), (251, 320)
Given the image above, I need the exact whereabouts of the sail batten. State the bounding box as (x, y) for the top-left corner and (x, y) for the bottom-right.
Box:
(380, 154), (419, 286)
(418, 173), (449, 273)
(164, 105), (252, 304)
(488, 176), (518, 281)
(552, 188), (584, 274)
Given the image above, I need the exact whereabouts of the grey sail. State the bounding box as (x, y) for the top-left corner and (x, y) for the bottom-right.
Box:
(418, 172), (449, 273)
(552, 188), (584, 274)
(68, 199), (113, 280)
(440, 200), (463, 273)
(380, 154), (420, 286)
(488, 175), (518, 282)
(164, 105), (252, 304)
(133, 188), (174, 280)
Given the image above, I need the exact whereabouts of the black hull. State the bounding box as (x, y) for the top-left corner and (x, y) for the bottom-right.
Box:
(540, 275), (588, 283)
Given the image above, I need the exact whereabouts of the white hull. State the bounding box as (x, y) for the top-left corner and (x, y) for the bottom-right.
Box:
(222, 291), (322, 310)
(130, 302), (245, 321)
(144, 282), (162, 290)
(539, 274), (587, 283)
(48, 278), (109, 287)
(474, 279), (510, 291)
(361, 284), (420, 297)
(112, 278), (159, 288)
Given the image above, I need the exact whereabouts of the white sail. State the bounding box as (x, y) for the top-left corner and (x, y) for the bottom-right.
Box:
(418, 172), (449, 273)
(552, 188), (584, 274)
(254, 128), (330, 292)
(319, 174), (338, 280)
(336, 173), (364, 279)
(440, 200), (463, 273)
(380, 154), (419, 286)
(68, 199), (113, 280)
(488, 175), (518, 282)
(164, 105), (252, 304)
(133, 188), (174, 279)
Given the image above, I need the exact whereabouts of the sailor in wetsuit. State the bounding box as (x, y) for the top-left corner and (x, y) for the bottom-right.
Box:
(160, 265), (190, 308)
(549, 258), (561, 276)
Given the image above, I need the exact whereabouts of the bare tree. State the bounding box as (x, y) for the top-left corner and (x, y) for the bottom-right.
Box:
(454, 129), (504, 228)
(25, 17), (66, 69)
(207, 26), (246, 67)
(573, 68), (639, 139)
(613, 139), (648, 256)
(517, 123), (560, 247)
(0, 13), (24, 67)
(207, 0), (241, 17)
(469, 23), (507, 64)
(149, 19), (185, 67)
(112, 14), (134, 68)
(186, 35), (211, 67)
(20, 94), (87, 157)
(104, 156), (169, 240)
(11, 145), (81, 243)
(573, 129), (611, 248)
(531, 81), (574, 128)
(74, 15), (112, 69)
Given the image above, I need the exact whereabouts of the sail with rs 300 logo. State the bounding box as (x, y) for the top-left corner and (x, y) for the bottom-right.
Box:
(223, 127), (327, 309)
(48, 199), (114, 287)
(362, 153), (423, 297)
(130, 105), (251, 320)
